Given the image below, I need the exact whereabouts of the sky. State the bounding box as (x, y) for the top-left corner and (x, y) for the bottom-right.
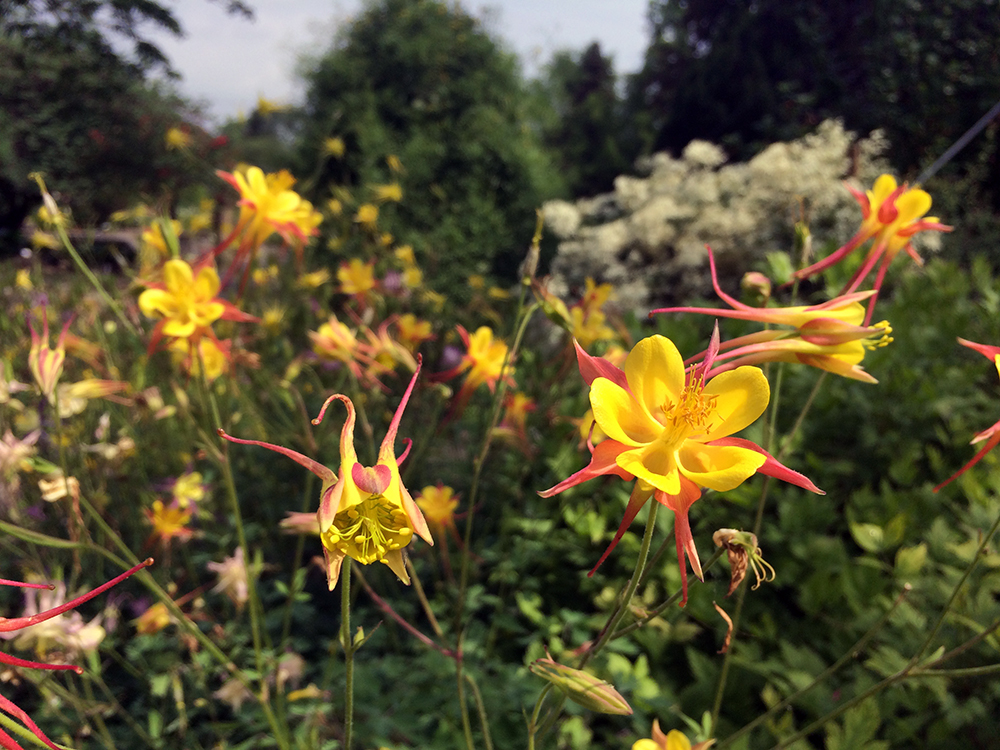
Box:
(147, 0), (650, 124)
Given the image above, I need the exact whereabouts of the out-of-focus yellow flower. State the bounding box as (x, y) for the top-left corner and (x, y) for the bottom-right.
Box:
(435, 326), (513, 411)
(338, 258), (376, 297)
(372, 182), (403, 203)
(261, 304), (286, 334)
(323, 136), (345, 158)
(30, 230), (60, 251)
(172, 471), (206, 509)
(15, 270), (33, 291)
(394, 245), (415, 265)
(169, 337), (230, 382)
(187, 199), (215, 234)
(378, 232), (393, 247)
(256, 95), (286, 115)
(145, 499), (193, 546)
(422, 289), (446, 311)
(219, 166), (319, 252)
(571, 307), (616, 349)
(487, 285), (510, 300)
(416, 484), (459, 529)
(134, 602), (172, 635)
(354, 203), (379, 229)
(140, 220), (182, 269)
(494, 392), (535, 452)
(327, 198), (343, 216)
(220, 364), (432, 589)
(386, 154), (403, 173)
(297, 268), (332, 289)
(468, 274), (485, 290)
(402, 265), (423, 289)
(396, 314), (433, 352)
(165, 126), (192, 151)
(139, 259), (225, 339)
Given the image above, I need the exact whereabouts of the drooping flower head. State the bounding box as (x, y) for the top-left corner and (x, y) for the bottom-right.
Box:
(653, 247), (892, 383)
(934, 338), (1000, 492)
(541, 334), (821, 605)
(0, 559), (152, 750)
(792, 174), (952, 324)
(219, 360), (432, 589)
(27, 306), (71, 405)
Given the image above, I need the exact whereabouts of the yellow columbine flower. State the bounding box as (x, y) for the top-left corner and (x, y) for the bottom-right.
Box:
(139, 259), (225, 339)
(633, 720), (715, 750)
(338, 258), (376, 296)
(134, 602), (172, 635)
(28, 306), (70, 404)
(15, 269), (32, 290)
(394, 245), (415, 265)
(541, 334), (821, 605)
(570, 307), (616, 349)
(256, 95), (285, 115)
(218, 166), (314, 251)
(402, 265), (423, 289)
(172, 471), (206, 509)
(386, 154), (403, 173)
(220, 363), (432, 588)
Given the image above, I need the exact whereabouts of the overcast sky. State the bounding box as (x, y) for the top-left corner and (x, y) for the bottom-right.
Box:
(147, 0), (650, 124)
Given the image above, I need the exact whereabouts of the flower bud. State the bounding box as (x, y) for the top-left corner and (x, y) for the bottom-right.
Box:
(740, 272), (771, 306)
(528, 656), (632, 715)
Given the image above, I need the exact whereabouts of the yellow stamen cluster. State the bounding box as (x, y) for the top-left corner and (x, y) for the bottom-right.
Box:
(323, 495), (413, 565)
(864, 320), (894, 350)
(661, 379), (717, 435)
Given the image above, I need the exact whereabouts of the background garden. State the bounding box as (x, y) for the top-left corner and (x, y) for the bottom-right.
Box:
(2, 1), (1000, 748)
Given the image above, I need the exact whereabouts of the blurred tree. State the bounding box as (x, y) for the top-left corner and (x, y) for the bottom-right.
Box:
(298, 0), (563, 285)
(629, 0), (1000, 185)
(0, 0), (253, 251)
(534, 42), (635, 196)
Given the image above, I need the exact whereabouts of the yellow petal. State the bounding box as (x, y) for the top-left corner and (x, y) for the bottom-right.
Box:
(677, 442), (766, 491)
(616, 444), (681, 495)
(591, 378), (661, 447)
(702, 366), (769, 441)
(624, 335), (685, 421)
(894, 189), (932, 224)
(163, 259), (194, 293)
(381, 549), (410, 584)
(193, 267), (221, 300)
(869, 174), (898, 207)
(139, 289), (176, 318)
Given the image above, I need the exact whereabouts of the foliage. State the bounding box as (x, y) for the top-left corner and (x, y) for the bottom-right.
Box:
(296, 0), (564, 287)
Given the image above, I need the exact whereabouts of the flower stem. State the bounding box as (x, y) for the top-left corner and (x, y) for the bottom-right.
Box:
(342, 557), (355, 750)
(536, 502), (660, 739)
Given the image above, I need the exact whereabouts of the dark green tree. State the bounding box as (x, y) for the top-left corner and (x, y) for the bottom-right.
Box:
(534, 42), (635, 196)
(298, 0), (563, 285)
(0, 0), (253, 249)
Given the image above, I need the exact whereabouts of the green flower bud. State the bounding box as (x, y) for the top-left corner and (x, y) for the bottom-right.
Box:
(529, 656), (632, 715)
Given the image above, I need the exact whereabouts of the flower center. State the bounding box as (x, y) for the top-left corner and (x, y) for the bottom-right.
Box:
(322, 494), (413, 565)
(659, 378), (718, 443)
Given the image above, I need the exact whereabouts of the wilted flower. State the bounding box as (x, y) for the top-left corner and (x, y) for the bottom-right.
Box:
(38, 473), (80, 503)
(713, 528), (776, 596)
(540, 334), (821, 605)
(214, 676), (253, 711)
(0, 559), (151, 750)
(219, 362), (432, 589)
(207, 547), (249, 607)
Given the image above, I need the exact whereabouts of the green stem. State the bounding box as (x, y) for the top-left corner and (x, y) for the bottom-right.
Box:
(342, 558), (355, 750)
(465, 673), (494, 750)
(536, 502), (660, 739)
(53, 222), (137, 335)
(527, 684), (554, 750)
